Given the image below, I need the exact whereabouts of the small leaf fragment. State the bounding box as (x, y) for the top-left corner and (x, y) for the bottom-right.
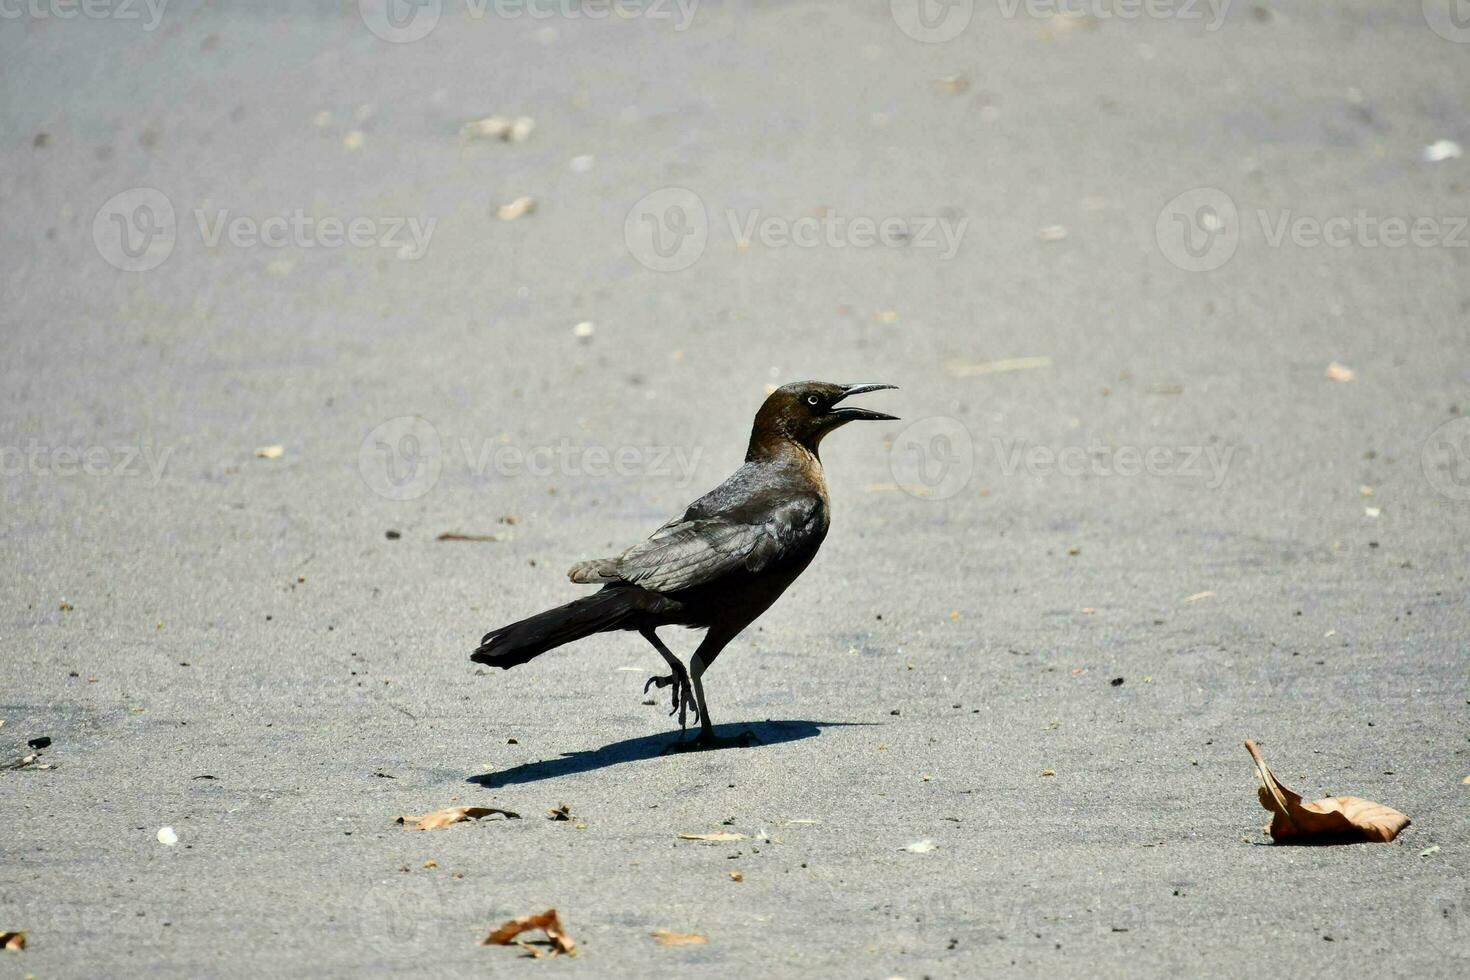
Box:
(652, 929), (708, 946)
(1, 931), (25, 951)
(496, 196), (537, 221)
(397, 806), (521, 830)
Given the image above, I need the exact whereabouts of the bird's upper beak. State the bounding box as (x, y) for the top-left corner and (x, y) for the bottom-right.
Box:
(831, 383), (900, 421)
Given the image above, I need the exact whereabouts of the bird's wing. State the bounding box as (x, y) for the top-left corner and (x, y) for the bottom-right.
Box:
(570, 494), (822, 594)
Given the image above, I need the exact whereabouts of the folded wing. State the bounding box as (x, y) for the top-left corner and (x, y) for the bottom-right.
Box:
(568, 494), (822, 594)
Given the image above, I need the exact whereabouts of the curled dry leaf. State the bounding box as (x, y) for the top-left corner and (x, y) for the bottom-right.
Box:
(397, 806), (521, 830)
(482, 908), (575, 956)
(1, 931), (24, 951)
(1245, 740), (1409, 844)
(678, 831), (745, 842)
(652, 929), (708, 946)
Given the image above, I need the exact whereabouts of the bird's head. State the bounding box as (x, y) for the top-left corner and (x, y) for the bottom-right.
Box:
(749, 381), (899, 459)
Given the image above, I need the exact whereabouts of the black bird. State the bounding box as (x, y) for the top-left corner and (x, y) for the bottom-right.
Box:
(471, 381), (898, 748)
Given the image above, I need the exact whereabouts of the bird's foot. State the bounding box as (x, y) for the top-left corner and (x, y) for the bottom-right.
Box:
(660, 728), (762, 754)
(643, 673), (698, 729)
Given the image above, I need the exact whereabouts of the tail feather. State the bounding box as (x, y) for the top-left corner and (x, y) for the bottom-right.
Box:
(472, 589), (635, 669)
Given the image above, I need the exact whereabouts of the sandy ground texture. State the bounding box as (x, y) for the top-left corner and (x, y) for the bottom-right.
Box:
(2, 1), (1469, 977)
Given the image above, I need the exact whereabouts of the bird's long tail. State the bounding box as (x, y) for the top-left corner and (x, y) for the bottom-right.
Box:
(471, 588), (636, 669)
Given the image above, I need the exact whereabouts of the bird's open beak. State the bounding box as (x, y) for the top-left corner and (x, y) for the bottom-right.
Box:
(831, 383), (900, 421)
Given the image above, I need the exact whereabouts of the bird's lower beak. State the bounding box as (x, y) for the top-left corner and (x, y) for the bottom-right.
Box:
(831, 383), (900, 421)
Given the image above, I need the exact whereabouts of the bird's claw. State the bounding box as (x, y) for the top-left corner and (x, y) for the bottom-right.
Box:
(644, 673), (698, 729)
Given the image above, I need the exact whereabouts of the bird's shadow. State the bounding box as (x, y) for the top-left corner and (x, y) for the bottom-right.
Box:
(467, 719), (865, 789)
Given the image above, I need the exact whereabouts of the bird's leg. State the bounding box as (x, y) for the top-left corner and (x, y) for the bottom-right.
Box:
(639, 629), (696, 730)
(663, 634), (761, 752)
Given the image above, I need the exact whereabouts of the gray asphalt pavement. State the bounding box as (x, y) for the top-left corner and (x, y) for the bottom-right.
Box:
(2, 1), (1468, 977)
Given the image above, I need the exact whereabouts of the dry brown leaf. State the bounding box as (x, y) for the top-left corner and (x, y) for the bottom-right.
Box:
(678, 831), (745, 842)
(1, 931), (24, 951)
(482, 909), (575, 955)
(396, 806), (520, 830)
(652, 929), (708, 946)
(1245, 740), (1409, 844)
(253, 445), (284, 459)
(1325, 362), (1356, 382)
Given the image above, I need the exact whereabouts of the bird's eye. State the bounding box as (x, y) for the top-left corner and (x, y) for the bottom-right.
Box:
(806, 395), (821, 407)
